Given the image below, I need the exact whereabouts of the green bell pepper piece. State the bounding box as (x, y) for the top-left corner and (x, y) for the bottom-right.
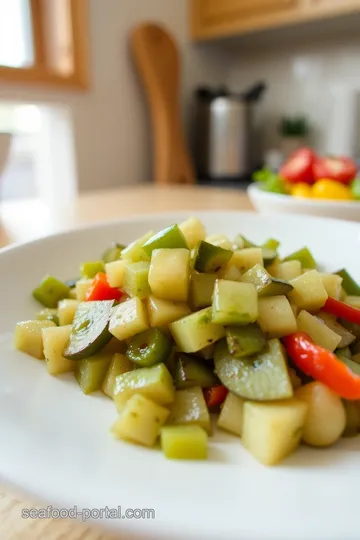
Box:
(175, 354), (218, 389)
(126, 328), (173, 367)
(142, 225), (188, 256)
(194, 241), (233, 273)
(283, 247), (316, 269)
(336, 269), (360, 296)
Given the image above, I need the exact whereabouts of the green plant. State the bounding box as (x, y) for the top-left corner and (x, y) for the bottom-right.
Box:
(279, 117), (310, 138)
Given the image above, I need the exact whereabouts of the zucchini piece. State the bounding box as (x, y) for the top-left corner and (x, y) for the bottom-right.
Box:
(175, 354), (218, 389)
(337, 347), (352, 360)
(342, 400), (360, 437)
(289, 270), (328, 311)
(102, 243), (125, 264)
(75, 279), (92, 301)
(240, 264), (293, 297)
(80, 260), (105, 279)
(262, 248), (277, 265)
(148, 248), (190, 302)
(190, 271), (217, 310)
(160, 425), (207, 460)
(283, 247), (316, 269)
(42, 325), (76, 375)
(234, 235), (255, 249)
(123, 261), (150, 299)
(102, 353), (133, 398)
(226, 324), (266, 358)
(341, 320), (360, 339)
(142, 225), (188, 255)
(258, 296), (297, 338)
(212, 279), (258, 325)
(15, 319), (56, 359)
(230, 248), (263, 273)
(297, 311), (341, 352)
(205, 234), (233, 250)
(179, 217), (206, 249)
(194, 241), (233, 273)
(168, 386), (211, 433)
(262, 238), (280, 251)
(146, 295), (190, 327)
(345, 296), (360, 309)
(114, 363), (175, 409)
(317, 312), (355, 348)
(170, 307), (225, 353)
(320, 273), (343, 300)
(196, 343), (215, 360)
(36, 308), (59, 326)
(111, 394), (169, 447)
(121, 231), (154, 262)
(242, 399), (308, 466)
(64, 300), (114, 360)
(126, 328), (172, 367)
(217, 392), (245, 437)
(58, 299), (79, 326)
(105, 260), (126, 288)
(272, 261), (302, 281)
(33, 276), (70, 308)
(75, 353), (112, 394)
(214, 338), (293, 400)
(109, 297), (149, 341)
(335, 269), (360, 296)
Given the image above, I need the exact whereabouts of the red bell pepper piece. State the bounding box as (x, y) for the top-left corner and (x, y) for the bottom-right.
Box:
(203, 385), (228, 408)
(85, 272), (123, 302)
(313, 156), (357, 185)
(279, 147), (316, 184)
(322, 297), (360, 325)
(283, 332), (360, 400)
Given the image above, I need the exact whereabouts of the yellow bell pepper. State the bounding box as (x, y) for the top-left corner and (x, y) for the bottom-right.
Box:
(311, 179), (353, 201)
(291, 183), (312, 198)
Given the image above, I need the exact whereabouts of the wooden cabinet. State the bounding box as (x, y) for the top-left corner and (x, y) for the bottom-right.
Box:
(191, 0), (360, 40)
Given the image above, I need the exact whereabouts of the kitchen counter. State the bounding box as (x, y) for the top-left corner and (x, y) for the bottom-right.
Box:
(0, 185), (253, 540)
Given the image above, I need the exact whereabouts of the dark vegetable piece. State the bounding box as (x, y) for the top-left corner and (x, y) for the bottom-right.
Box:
(175, 354), (219, 389)
(64, 300), (114, 360)
(336, 269), (360, 296)
(283, 247), (316, 269)
(194, 241), (233, 273)
(75, 354), (112, 394)
(126, 328), (172, 367)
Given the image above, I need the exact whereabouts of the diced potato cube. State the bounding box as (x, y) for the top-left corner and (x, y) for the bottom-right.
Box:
(161, 425), (208, 460)
(113, 363), (175, 410)
(75, 279), (92, 301)
(105, 259), (126, 288)
(170, 307), (225, 353)
(212, 279), (258, 325)
(168, 386), (211, 434)
(320, 273), (342, 300)
(273, 261), (302, 281)
(102, 353), (133, 398)
(206, 234), (233, 250)
(230, 248), (263, 273)
(111, 394), (169, 447)
(14, 320), (56, 359)
(58, 299), (79, 326)
(148, 248), (190, 302)
(218, 392), (245, 437)
(217, 264), (242, 281)
(109, 297), (149, 341)
(42, 325), (76, 375)
(289, 270), (328, 311)
(147, 295), (190, 327)
(258, 296), (297, 338)
(297, 310), (341, 352)
(242, 399), (308, 466)
(179, 217), (206, 249)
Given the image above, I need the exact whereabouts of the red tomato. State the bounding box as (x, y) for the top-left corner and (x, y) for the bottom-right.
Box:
(279, 148), (316, 184)
(313, 156), (357, 185)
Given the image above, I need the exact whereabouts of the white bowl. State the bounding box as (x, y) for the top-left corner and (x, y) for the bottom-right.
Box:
(248, 183), (360, 221)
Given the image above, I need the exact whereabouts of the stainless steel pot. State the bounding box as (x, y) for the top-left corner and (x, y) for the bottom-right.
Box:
(194, 83), (266, 181)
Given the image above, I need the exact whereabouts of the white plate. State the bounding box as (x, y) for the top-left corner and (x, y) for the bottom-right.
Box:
(248, 183), (360, 221)
(1, 211), (360, 540)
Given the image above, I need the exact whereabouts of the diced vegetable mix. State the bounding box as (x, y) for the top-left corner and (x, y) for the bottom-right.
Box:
(14, 218), (360, 466)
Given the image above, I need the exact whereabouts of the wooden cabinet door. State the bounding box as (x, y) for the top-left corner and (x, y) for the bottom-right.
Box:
(201, 0), (296, 22)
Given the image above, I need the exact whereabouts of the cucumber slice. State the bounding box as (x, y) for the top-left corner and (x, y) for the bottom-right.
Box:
(64, 300), (114, 360)
(168, 386), (211, 433)
(75, 353), (112, 394)
(170, 307), (225, 353)
(335, 269), (360, 296)
(194, 241), (233, 273)
(33, 276), (71, 308)
(142, 225), (188, 256)
(175, 354), (218, 389)
(283, 247), (316, 269)
(80, 260), (105, 279)
(212, 279), (258, 325)
(240, 264), (293, 297)
(214, 338), (293, 401)
(226, 324), (266, 358)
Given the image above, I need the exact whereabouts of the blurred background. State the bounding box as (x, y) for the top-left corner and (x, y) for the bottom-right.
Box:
(0, 0), (360, 202)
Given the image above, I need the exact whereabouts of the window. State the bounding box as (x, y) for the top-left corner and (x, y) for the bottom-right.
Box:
(0, 0), (89, 89)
